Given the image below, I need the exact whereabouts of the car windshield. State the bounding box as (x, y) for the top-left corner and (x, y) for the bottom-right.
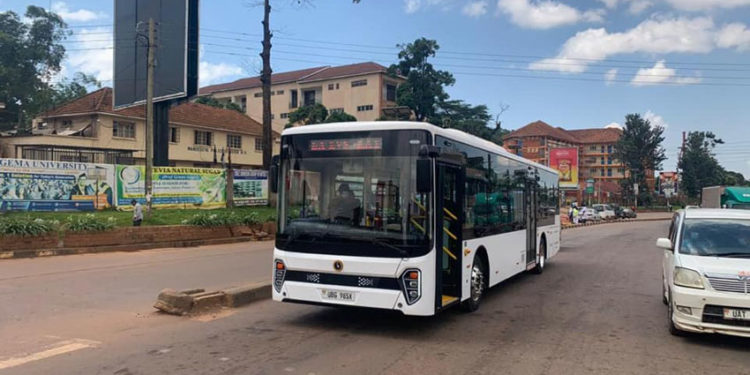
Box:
(680, 219), (750, 257)
(276, 130), (432, 258)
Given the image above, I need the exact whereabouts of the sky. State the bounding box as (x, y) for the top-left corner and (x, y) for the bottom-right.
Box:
(3, 0), (750, 177)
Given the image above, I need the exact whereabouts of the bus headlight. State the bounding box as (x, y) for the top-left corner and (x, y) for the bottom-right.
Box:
(401, 269), (421, 305)
(274, 259), (286, 293)
(674, 267), (704, 289)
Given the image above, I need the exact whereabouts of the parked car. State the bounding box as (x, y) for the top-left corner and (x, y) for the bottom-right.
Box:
(592, 204), (616, 220)
(578, 207), (601, 223)
(658, 208), (750, 337)
(621, 207), (637, 218)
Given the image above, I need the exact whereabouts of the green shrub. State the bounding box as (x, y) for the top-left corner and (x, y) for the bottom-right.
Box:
(0, 217), (56, 237)
(65, 214), (116, 232)
(183, 211), (268, 227)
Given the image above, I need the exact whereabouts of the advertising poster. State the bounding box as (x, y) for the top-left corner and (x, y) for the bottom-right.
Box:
(549, 148), (579, 189)
(233, 169), (268, 206)
(116, 166), (226, 209)
(659, 172), (678, 198)
(0, 158), (115, 211)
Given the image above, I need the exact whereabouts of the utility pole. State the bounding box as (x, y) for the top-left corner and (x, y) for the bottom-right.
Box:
(145, 18), (155, 215)
(260, 0), (272, 170)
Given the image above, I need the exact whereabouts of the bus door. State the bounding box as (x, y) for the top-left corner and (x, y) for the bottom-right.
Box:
(436, 162), (464, 310)
(525, 171), (538, 270)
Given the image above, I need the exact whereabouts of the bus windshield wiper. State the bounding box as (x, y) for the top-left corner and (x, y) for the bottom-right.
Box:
(369, 237), (409, 258)
(712, 252), (750, 258)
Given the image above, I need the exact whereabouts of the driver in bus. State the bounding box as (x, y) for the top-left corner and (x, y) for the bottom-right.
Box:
(330, 183), (361, 225)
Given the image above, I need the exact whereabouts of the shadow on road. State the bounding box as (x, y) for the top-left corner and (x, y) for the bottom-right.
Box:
(681, 332), (750, 349)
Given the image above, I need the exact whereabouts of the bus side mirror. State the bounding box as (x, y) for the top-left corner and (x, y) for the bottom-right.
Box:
(269, 155), (280, 194)
(416, 159), (432, 193)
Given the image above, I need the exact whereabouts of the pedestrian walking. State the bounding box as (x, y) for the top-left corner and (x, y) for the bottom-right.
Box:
(132, 199), (143, 227)
(573, 206), (580, 225)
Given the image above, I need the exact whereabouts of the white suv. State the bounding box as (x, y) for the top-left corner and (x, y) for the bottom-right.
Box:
(658, 209), (750, 338)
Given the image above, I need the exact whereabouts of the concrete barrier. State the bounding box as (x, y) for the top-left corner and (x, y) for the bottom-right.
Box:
(154, 282), (272, 316)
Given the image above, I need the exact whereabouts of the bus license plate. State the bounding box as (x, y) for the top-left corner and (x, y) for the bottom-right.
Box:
(321, 289), (355, 302)
(724, 308), (750, 321)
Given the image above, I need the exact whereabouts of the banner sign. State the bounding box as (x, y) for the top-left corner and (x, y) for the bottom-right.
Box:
(115, 166), (226, 209)
(659, 172), (678, 198)
(232, 169), (268, 206)
(0, 158), (115, 212)
(549, 148), (579, 189)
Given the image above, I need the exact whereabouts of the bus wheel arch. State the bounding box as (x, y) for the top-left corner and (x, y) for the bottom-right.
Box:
(461, 247), (489, 313)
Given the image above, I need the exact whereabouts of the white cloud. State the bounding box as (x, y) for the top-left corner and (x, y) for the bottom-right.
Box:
(403, 0), (451, 14)
(605, 122), (623, 129)
(199, 61), (243, 86)
(463, 1), (489, 17)
(643, 110), (669, 129)
(51, 2), (105, 22)
(529, 17), (718, 73)
(628, 0), (653, 13)
(65, 28), (113, 83)
(663, 0), (750, 11)
(604, 68), (618, 84)
(630, 60), (702, 86)
(598, 0), (619, 8)
(716, 23), (750, 51)
(496, 0), (605, 30)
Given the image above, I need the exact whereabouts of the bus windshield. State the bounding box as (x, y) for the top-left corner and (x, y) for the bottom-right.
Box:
(276, 130), (432, 258)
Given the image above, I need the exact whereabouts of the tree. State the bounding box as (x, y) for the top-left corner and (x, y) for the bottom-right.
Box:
(286, 103), (356, 127)
(678, 131), (724, 198)
(388, 38), (455, 122)
(613, 113), (667, 203)
(0, 6), (69, 131)
(432, 100), (509, 144)
(721, 169), (749, 186)
(194, 96), (244, 113)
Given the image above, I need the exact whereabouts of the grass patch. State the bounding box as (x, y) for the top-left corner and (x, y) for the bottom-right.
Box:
(0, 206), (276, 229)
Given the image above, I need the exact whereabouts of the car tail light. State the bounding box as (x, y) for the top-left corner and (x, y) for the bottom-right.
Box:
(401, 269), (421, 305)
(273, 259), (286, 292)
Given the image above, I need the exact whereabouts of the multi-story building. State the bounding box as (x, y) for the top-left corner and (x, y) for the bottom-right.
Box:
(199, 62), (405, 132)
(503, 120), (643, 203)
(0, 88), (279, 168)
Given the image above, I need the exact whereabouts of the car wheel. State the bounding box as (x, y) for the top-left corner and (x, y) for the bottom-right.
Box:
(667, 290), (685, 336)
(461, 256), (487, 313)
(662, 279), (668, 305)
(532, 239), (546, 275)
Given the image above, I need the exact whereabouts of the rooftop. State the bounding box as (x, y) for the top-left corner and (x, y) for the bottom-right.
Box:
(198, 62), (393, 95)
(504, 120), (623, 145)
(40, 88), (278, 137)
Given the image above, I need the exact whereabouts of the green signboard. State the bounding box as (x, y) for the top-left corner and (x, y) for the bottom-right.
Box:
(116, 166), (226, 209)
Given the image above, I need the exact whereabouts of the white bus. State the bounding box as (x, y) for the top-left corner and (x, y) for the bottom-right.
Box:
(270, 122), (560, 316)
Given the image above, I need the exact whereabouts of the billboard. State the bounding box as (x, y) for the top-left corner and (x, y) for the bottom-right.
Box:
(113, 0), (199, 108)
(115, 166), (226, 209)
(0, 158), (115, 211)
(549, 148), (579, 189)
(233, 169), (268, 206)
(659, 172), (679, 198)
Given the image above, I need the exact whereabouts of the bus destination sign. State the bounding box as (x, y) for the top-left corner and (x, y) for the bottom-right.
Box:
(309, 138), (382, 152)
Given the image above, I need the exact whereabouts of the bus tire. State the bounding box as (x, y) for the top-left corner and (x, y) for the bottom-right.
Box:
(532, 238), (546, 275)
(461, 256), (487, 313)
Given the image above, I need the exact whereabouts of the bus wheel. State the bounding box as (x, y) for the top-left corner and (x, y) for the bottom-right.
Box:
(461, 256), (486, 312)
(532, 239), (546, 275)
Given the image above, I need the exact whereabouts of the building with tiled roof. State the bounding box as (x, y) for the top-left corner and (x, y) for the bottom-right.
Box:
(504, 120), (653, 203)
(0, 88), (279, 168)
(199, 62), (405, 131)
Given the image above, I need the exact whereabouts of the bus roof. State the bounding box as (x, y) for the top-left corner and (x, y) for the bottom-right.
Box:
(282, 121), (558, 175)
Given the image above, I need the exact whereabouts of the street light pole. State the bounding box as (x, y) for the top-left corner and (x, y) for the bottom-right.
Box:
(145, 18), (155, 216)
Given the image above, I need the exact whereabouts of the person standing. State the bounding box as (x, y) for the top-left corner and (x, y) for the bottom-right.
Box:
(572, 205), (580, 225)
(132, 199), (143, 227)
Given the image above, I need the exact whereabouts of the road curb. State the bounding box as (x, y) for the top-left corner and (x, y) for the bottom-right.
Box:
(562, 217), (670, 230)
(154, 282), (272, 315)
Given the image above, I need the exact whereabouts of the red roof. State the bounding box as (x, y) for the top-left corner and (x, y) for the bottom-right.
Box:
(198, 62), (392, 95)
(41, 88), (277, 136)
(504, 120), (622, 145)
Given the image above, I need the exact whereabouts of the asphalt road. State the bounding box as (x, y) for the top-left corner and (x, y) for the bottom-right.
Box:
(2, 221), (749, 374)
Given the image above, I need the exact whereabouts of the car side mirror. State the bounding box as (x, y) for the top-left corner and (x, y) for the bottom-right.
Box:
(416, 159), (432, 193)
(269, 155), (280, 194)
(656, 238), (673, 251)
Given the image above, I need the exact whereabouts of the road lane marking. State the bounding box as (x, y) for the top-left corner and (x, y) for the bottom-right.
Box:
(0, 339), (100, 370)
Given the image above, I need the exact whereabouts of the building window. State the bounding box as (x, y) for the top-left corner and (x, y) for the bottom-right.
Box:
(227, 134), (242, 149)
(600, 157), (605, 165)
(328, 83), (335, 90)
(240, 96), (247, 112)
(607, 157), (612, 165)
(601, 145), (605, 153)
(303, 90), (316, 106)
(277, 90), (284, 95)
(329, 108), (344, 114)
(194, 163), (212, 168)
(113, 121), (135, 138)
(386, 84), (397, 102)
(194, 130), (213, 146)
(607, 168), (613, 177)
(290, 90), (298, 108)
(351, 79), (367, 87)
(270, 114), (275, 120)
(589, 146), (597, 151)
(590, 168), (596, 174)
(600, 169), (605, 177)
(280, 113), (289, 119)
(254, 92), (262, 98)
(607, 145), (612, 153)
(254, 138), (263, 152)
(336, 83), (340, 89)
(170, 127), (180, 143)
(62, 120), (72, 127)
(619, 168), (625, 174)
(357, 104), (374, 112)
